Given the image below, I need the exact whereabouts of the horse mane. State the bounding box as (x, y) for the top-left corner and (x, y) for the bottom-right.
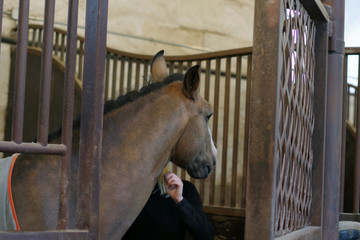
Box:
(48, 73), (184, 141)
(104, 73), (183, 114)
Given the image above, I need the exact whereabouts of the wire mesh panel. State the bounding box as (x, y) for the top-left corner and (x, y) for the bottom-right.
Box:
(274, 0), (316, 236)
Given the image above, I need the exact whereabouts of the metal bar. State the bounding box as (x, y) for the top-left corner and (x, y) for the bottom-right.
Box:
(204, 60), (211, 101)
(242, 54), (252, 209)
(120, 58), (125, 94)
(77, 1), (108, 239)
(30, 27), (36, 46)
(105, 53), (111, 100)
(36, 28), (42, 47)
(231, 56), (241, 207)
(78, 41), (84, 80)
(54, 32), (59, 56)
(0, 141), (67, 154)
(310, 20), (328, 228)
(340, 53), (348, 212)
(245, 0), (281, 238)
(111, 56), (118, 98)
(220, 57), (231, 206)
(12, 0), (30, 143)
(143, 61), (148, 86)
(127, 58), (133, 92)
(135, 60), (140, 90)
(322, 0), (345, 238)
(177, 61), (183, 73)
(0, 230), (89, 240)
(168, 62), (174, 75)
(57, 0), (79, 230)
(37, 0), (55, 145)
(210, 58), (221, 205)
(60, 34), (66, 61)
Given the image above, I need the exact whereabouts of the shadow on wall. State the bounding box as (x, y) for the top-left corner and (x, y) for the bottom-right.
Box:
(4, 47), (82, 146)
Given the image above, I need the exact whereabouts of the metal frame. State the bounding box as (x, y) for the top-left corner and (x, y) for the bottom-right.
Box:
(244, 0), (344, 239)
(0, 0), (108, 239)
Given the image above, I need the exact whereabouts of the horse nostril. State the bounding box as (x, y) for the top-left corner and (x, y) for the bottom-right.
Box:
(207, 165), (211, 174)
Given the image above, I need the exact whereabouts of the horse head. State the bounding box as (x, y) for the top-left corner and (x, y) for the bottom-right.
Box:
(151, 51), (217, 179)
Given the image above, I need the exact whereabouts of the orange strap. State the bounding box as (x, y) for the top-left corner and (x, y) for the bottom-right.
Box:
(7, 154), (20, 231)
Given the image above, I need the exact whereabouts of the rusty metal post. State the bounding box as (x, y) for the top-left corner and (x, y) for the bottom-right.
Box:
(12, 0), (30, 143)
(77, 0), (108, 239)
(37, 0), (55, 145)
(245, 0), (281, 238)
(57, 0), (79, 230)
(310, 18), (329, 230)
(321, 0), (345, 238)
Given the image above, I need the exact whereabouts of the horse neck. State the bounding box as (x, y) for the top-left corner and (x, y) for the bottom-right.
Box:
(102, 88), (189, 177)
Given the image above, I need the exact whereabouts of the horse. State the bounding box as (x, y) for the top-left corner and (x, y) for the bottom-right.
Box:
(9, 50), (217, 239)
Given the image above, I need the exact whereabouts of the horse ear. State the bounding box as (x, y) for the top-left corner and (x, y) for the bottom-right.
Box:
(183, 65), (200, 100)
(151, 50), (169, 82)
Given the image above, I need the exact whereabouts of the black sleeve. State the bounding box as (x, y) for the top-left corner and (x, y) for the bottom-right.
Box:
(175, 181), (214, 240)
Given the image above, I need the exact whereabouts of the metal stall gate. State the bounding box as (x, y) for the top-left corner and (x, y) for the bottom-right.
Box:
(0, 0), (108, 239)
(245, 0), (344, 239)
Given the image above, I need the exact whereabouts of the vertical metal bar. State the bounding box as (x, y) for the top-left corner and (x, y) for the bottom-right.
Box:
(143, 61), (149, 86)
(30, 27), (36, 46)
(322, 0), (345, 238)
(54, 32), (60, 56)
(127, 58), (133, 92)
(210, 58), (221, 205)
(57, 0), (79, 229)
(310, 20), (328, 229)
(12, 0), (30, 143)
(104, 53), (110, 100)
(135, 60), (140, 90)
(340, 54), (348, 212)
(241, 54), (252, 209)
(36, 28), (42, 47)
(245, 0), (281, 238)
(78, 41), (84, 80)
(111, 56), (118, 99)
(204, 60), (211, 101)
(168, 62), (174, 75)
(177, 61), (183, 73)
(37, 0), (55, 145)
(60, 34), (66, 61)
(231, 56), (241, 207)
(220, 57), (231, 206)
(77, 1), (108, 239)
(119, 58), (125, 94)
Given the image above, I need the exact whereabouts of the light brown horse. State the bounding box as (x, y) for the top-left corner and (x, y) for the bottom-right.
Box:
(10, 50), (217, 239)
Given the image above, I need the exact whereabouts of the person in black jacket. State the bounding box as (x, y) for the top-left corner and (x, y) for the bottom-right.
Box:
(122, 171), (214, 240)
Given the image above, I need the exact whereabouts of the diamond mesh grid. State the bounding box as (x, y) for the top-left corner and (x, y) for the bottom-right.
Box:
(274, 0), (316, 236)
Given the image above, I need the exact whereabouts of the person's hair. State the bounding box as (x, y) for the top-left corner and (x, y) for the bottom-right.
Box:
(158, 165), (170, 196)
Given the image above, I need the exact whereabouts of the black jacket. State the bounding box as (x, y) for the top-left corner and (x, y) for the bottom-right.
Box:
(122, 180), (214, 240)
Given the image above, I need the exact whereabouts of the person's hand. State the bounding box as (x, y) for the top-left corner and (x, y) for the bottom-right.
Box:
(164, 172), (183, 203)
